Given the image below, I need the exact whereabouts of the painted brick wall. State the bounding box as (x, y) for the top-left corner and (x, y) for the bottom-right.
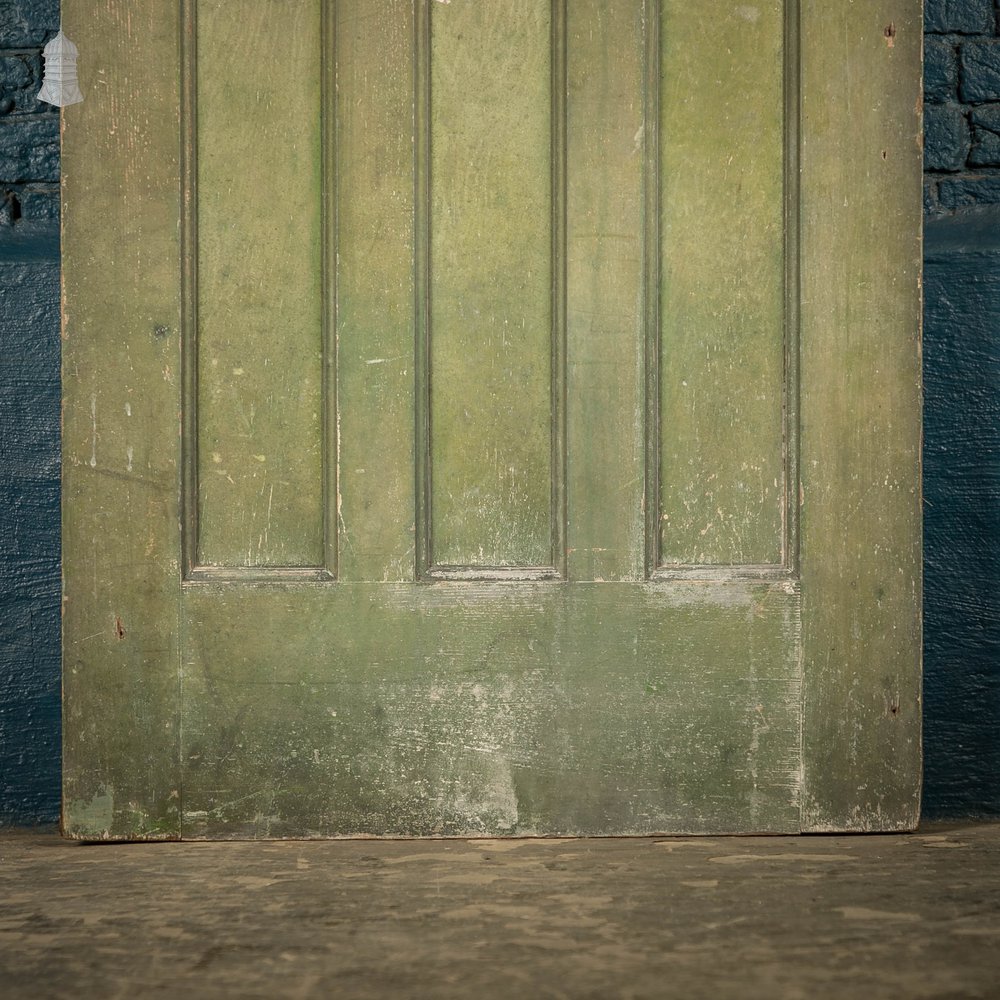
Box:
(1, 1), (998, 824)
(0, 0), (60, 226)
(924, 0), (1000, 211)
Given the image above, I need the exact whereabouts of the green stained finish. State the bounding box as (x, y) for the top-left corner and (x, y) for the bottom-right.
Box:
(336, 0), (415, 582)
(658, 0), (786, 567)
(181, 582), (801, 837)
(62, 1), (183, 839)
(63, 0), (922, 840)
(428, 0), (555, 569)
(565, 0), (644, 584)
(799, 2), (923, 830)
(195, 0), (325, 568)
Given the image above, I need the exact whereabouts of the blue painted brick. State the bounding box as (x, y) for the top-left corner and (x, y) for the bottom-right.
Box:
(0, 53), (47, 118)
(961, 41), (1000, 104)
(925, 104), (969, 171)
(938, 174), (1000, 210)
(925, 38), (958, 104)
(925, 0), (995, 35)
(17, 186), (58, 222)
(925, 179), (941, 215)
(970, 106), (1000, 167)
(0, 117), (58, 182)
(0, 1), (59, 48)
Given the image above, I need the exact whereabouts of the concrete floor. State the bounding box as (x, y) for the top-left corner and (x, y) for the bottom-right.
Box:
(1, 824), (999, 999)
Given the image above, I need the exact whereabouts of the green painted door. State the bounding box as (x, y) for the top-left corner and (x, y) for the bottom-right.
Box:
(62, 0), (923, 838)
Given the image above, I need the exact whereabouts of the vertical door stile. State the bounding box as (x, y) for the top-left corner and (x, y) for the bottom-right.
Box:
(566, 0), (646, 583)
(336, 0), (416, 583)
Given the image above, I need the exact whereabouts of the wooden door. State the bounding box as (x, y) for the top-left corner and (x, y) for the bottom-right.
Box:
(61, 0), (922, 839)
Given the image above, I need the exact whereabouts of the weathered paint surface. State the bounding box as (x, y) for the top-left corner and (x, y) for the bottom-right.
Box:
(798, 1), (923, 831)
(62, 0), (922, 839)
(0, 2), (62, 828)
(62, 1), (183, 839)
(658, 0), (786, 567)
(429, 0), (555, 569)
(181, 582), (802, 837)
(194, 0), (326, 569)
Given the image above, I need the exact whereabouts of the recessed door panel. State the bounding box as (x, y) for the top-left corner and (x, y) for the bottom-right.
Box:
(427, 0), (559, 572)
(193, 0), (328, 570)
(657, 0), (787, 568)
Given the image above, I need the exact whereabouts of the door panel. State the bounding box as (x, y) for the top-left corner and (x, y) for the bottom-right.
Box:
(181, 583), (800, 837)
(195, 0), (327, 569)
(658, 0), (786, 568)
(62, 0), (923, 839)
(428, 0), (558, 571)
(189, 0), (790, 587)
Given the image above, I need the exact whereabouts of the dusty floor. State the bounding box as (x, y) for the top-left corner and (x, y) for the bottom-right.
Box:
(1, 824), (999, 999)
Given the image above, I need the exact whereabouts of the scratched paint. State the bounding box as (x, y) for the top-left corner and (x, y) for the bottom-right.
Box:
(193, 0), (325, 569)
(658, 0), (785, 567)
(179, 582), (802, 838)
(61, 0), (921, 841)
(429, 0), (555, 569)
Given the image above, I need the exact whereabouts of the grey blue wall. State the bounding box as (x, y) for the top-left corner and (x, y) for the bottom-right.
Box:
(924, 214), (1000, 818)
(922, 0), (1000, 817)
(1, 1), (998, 823)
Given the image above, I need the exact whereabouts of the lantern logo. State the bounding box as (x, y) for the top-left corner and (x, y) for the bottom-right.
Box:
(38, 31), (84, 108)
